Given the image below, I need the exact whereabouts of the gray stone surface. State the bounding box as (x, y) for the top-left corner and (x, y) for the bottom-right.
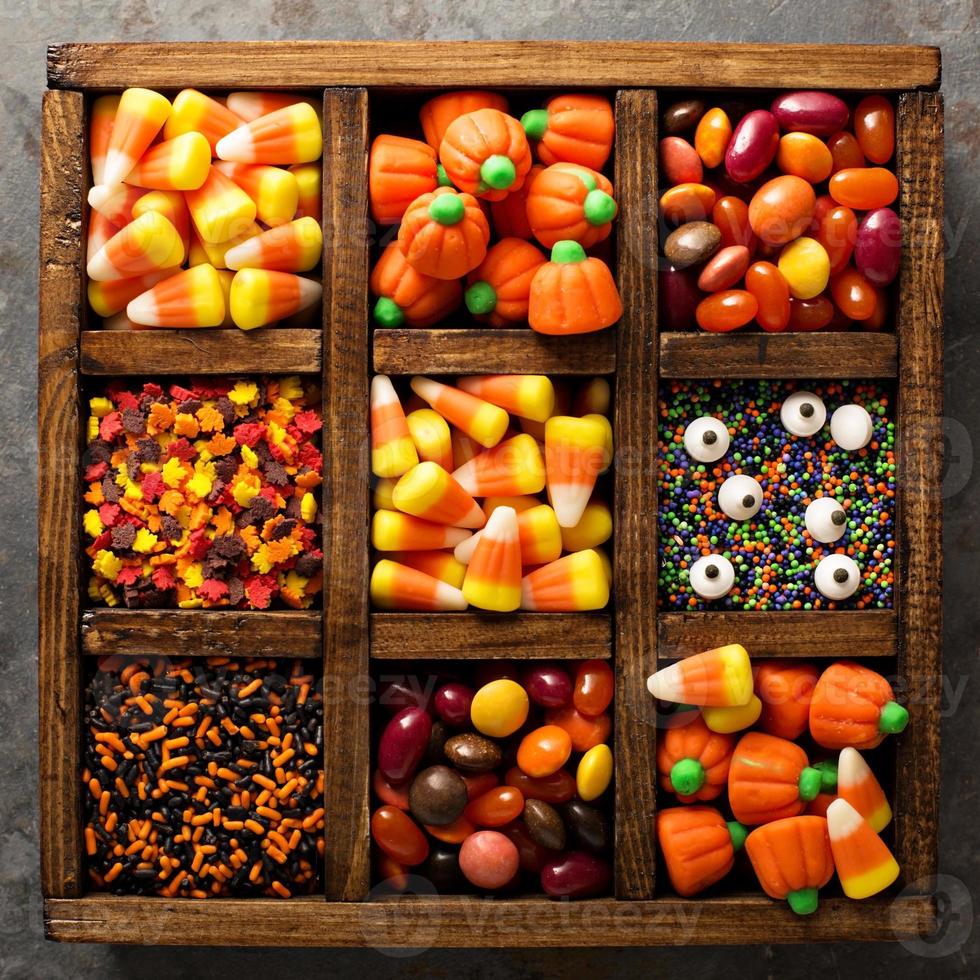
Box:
(2, 1), (977, 976)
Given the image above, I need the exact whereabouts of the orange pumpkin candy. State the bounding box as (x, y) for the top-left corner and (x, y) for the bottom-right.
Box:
(490, 164), (543, 240)
(464, 238), (546, 327)
(397, 187), (490, 280)
(525, 163), (617, 249)
(528, 241), (622, 335)
(420, 90), (510, 150)
(521, 93), (615, 171)
(369, 134), (450, 225)
(657, 805), (748, 898)
(370, 242), (462, 328)
(754, 660), (820, 741)
(809, 661), (909, 750)
(656, 713), (734, 803)
(745, 816), (835, 915)
(728, 732), (823, 826)
(439, 108), (533, 202)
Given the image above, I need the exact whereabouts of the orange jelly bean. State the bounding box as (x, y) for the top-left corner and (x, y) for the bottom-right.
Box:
(660, 183), (716, 224)
(425, 813), (476, 844)
(545, 706), (612, 752)
(829, 266), (878, 320)
(712, 195), (755, 251)
(829, 167), (898, 210)
(464, 785), (525, 827)
(462, 771), (499, 801)
(504, 765), (576, 804)
(517, 724), (573, 778)
(573, 659), (615, 717)
(812, 196), (857, 274)
(853, 95), (895, 165)
(694, 107), (733, 169)
(776, 132), (833, 184)
(787, 295), (835, 332)
(695, 289), (759, 332)
(862, 287), (889, 332)
(371, 805), (429, 865)
(745, 261), (791, 333)
(827, 131), (865, 174)
(748, 175), (816, 246)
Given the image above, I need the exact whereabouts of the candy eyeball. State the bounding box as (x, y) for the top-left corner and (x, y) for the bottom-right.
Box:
(718, 474), (763, 521)
(780, 391), (827, 437)
(831, 404), (874, 451)
(688, 554), (735, 600)
(805, 496), (849, 543)
(683, 416), (730, 463)
(814, 554), (861, 600)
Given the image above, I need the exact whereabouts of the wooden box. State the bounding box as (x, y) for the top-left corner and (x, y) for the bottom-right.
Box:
(39, 41), (943, 946)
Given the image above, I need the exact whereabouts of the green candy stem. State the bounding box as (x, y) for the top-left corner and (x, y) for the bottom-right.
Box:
(787, 887), (819, 916)
(879, 701), (909, 734)
(798, 766), (822, 802)
(436, 164), (452, 188)
(428, 193), (465, 226)
(479, 154), (516, 191)
(520, 108), (549, 140)
(373, 296), (405, 328)
(464, 281), (497, 316)
(670, 758), (705, 797)
(812, 758), (839, 793)
(550, 240), (587, 264)
(583, 188), (617, 226)
(726, 820), (748, 852)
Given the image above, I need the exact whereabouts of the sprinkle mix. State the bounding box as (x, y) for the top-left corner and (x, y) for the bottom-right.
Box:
(658, 380), (895, 610)
(82, 376), (322, 609)
(83, 656), (324, 898)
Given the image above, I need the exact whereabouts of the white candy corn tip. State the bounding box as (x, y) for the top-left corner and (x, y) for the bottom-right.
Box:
(483, 505), (518, 543)
(454, 530), (481, 565)
(371, 374), (399, 408)
(409, 376), (442, 405)
(646, 660), (684, 703)
(87, 182), (126, 213)
(102, 148), (136, 187)
(125, 288), (160, 326)
(295, 275), (322, 311)
(215, 125), (254, 163)
(441, 526), (474, 549)
(549, 483), (592, 529)
(826, 797), (864, 840)
(837, 746), (871, 790)
(434, 581), (469, 611)
(86, 246), (119, 283)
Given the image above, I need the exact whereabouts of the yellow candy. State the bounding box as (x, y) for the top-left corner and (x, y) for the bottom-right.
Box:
(583, 413), (614, 473)
(470, 679), (529, 738)
(372, 477), (397, 511)
(576, 743), (613, 801)
(290, 163), (322, 219)
(89, 396), (114, 418)
(778, 236), (830, 300)
(83, 510), (104, 538)
(92, 549), (123, 582)
(701, 694), (763, 734)
(560, 500), (612, 552)
(193, 222), (262, 270)
(301, 492), (317, 522)
(132, 528), (159, 553)
(186, 167), (257, 244)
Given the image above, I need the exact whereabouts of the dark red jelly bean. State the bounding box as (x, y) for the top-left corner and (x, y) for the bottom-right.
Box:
(540, 851), (612, 898)
(500, 820), (556, 874)
(659, 263), (701, 330)
(725, 109), (779, 183)
(378, 678), (431, 713)
(854, 207), (901, 286)
(378, 706), (432, 784)
(770, 90), (849, 136)
(523, 664), (573, 709)
(504, 766), (577, 805)
(433, 682), (475, 727)
(573, 659), (614, 717)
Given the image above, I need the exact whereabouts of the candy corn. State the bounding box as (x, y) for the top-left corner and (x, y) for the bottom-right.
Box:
(89, 94), (120, 186)
(545, 416), (607, 527)
(216, 103), (323, 165)
(101, 88), (172, 186)
(837, 748), (891, 832)
(451, 434), (546, 497)
(388, 550), (467, 589)
(214, 161), (300, 227)
(371, 559), (468, 611)
(215, 269), (235, 327)
(520, 549), (610, 611)
(164, 89), (244, 151)
(392, 462), (486, 529)
(455, 504), (562, 568)
(224, 217), (322, 272)
(87, 211), (119, 263)
(192, 223), (262, 270)
(123, 132), (211, 191)
(186, 167), (258, 244)
(228, 269), (321, 330)
(372, 510), (472, 552)
(483, 495), (540, 517)
(456, 375), (555, 424)
(371, 375), (419, 479)
(131, 191), (192, 255)
(585, 412), (614, 473)
(462, 507), (522, 612)
(451, 430), (482, 469)
(226, 92), (321, 123)
(647, 644), (753, 707)
(127, 263), (226, 328)
(406, 409), (454, 472)
(410, 377), (509, 449)
(560, 499), (613, 551)
(87, 268), (177, 318)
(826, 798), (900, 899)
(290, 163), (322, 220)
(87, 182), (146, 226)
(87, 211), (184, 282)
(373, 478), (398, 511)
(574, 377), (611, 417)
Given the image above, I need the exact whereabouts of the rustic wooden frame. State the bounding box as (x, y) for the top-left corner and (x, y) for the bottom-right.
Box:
(38, 41), (943, 947)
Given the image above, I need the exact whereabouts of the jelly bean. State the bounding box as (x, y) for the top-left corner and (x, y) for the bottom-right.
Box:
(712, 196), (755, 251)
(505, 765), (577, 804)
(659, 136), (703, 185)
(829, 167), (898, 210)
(470, 679), (529, 738)
(663, 220), (721, 270)
(854, 207), (901, 286)
(573, 659), (615, 717)
(694, 107), (733, 169)
(854, 95), (895, 164)
(544, 705), (612, 752)
(863, 287), (889, 332)
(425, 845), (465, 892)
(776, 132), (833, 184)
(697, 245), (751, 292)
(444, 732), (502, 772)
(563, 799), (610, 852)
(695, 289), (758, 332)
(540, 851), (611, 899)
(811, 196), (857, 275)
(433, 682), (475, 728)
(663, 99), (706, 135)
(787, 295), (835, 332)
(378, 678), (431, 713)
(745, 261), (791, 333)
(500, 820), (555, 874)
(425, 720), (449, 766)
(778, 236), (830, 300)
(827, 131), (865, 174)
(517, 724), (573, 778)
(524, 798), (566, 850)
(462, 771), (499, 801)
(659, 263), (702, 329)
(725, 109), (779, 183)
(748, 175), (816, 246)
(825, 302), (854, 332)
(459, 830), (519, 890)
(425, 813), (476, 845)
(771, 91), (849, 136)
(660, 183), (716, 225)
(376, 853), (409, 892)
(378, 706), (432, 784)
(373, 768), (410, 809)
(371, 805), (429, 866)
(464, 785), (525, 827)
(522, 664), (573, 709)
(576, 743), (613, 801)
(829, 266), (877, 320)
(409, 765), (468, 826)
